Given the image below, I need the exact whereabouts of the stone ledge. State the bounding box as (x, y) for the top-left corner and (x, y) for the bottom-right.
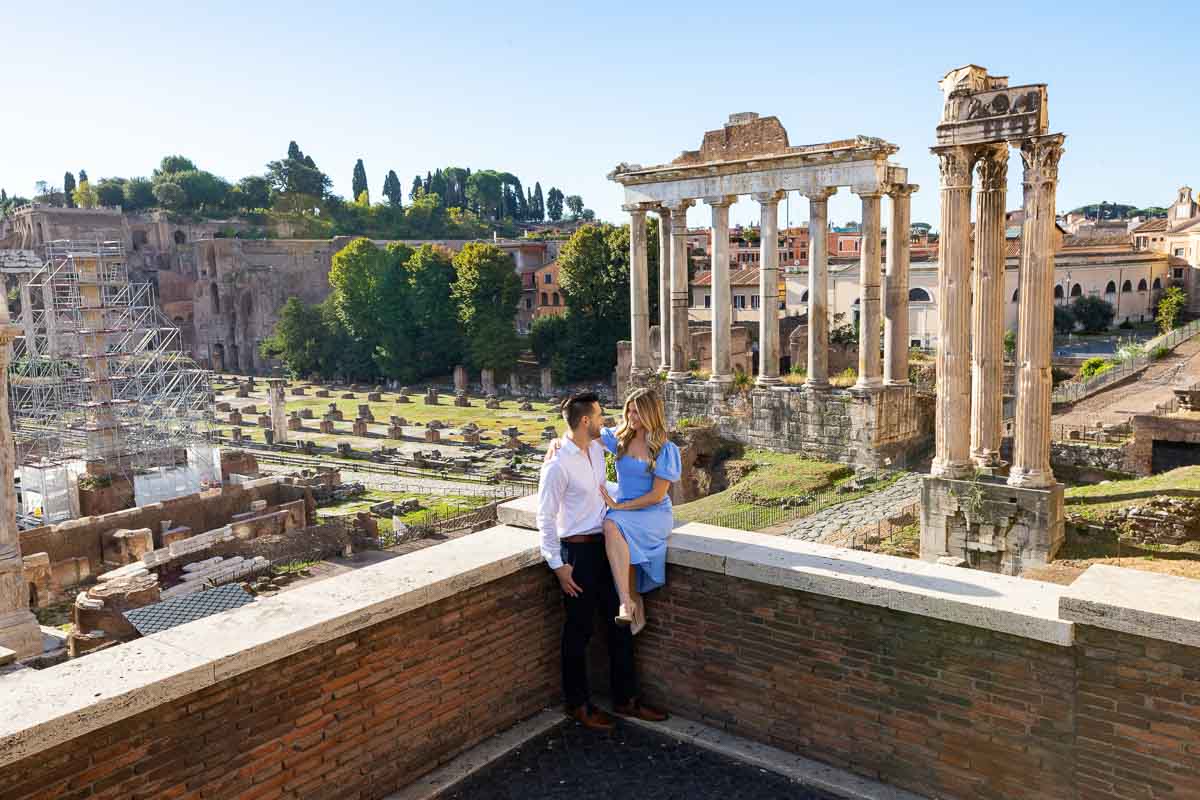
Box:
(669, 523), (1074, 646)
(0, 525), (541, 769)
(1059, 564), (1200, 647)
(497, 493), (538, 529)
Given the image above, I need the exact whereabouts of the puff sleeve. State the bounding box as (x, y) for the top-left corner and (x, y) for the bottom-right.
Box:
(600, 427), (619, 454)
(653, 441), (682, 482)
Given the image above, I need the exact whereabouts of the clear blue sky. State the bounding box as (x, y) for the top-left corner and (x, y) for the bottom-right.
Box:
(3, 1), (1197, 231)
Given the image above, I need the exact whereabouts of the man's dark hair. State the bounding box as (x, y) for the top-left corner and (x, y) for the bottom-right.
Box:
(561, 392), (600, 429)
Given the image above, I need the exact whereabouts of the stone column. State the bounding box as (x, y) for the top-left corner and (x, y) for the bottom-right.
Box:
(884, 185), (917, 385)
(754, 191), (784, 385)
(0, 319), (42, 660)
(625, 204), (652, 380)
(855, 189), (884, 390)
(268, 378), (288, 444)
(657, 208), (672, 373)
(705, 196), (737, 384)
(805, 188), (836, 389)
(1009, 134), (1065, 489)
(970, 145), (1009, 468)
(931, 146), (975, 479)
(667, 201), (695, 381)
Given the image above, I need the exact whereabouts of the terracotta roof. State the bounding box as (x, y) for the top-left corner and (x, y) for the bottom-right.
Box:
(691, 267), (761, 287)
(1063, 232), (1131, 248)
(1170, 255), (1192, 267)
(1133, 218), (1168, 233)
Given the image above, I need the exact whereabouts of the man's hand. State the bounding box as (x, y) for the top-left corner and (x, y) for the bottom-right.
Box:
(554, 564), (582, 597)
(543, 437), (563, 464)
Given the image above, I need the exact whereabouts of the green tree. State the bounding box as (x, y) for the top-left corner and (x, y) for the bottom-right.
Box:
(172, 170), (231, 211)
(152, 182), (185, 210)
(466, 170), (503, 219)
(1157, 286), (1187, 333)
(546, 187), (564, 221)
(404, 245), (463, 377)
(532, 182), (545, 221)
(259, 298), (329, 377)
(233, 176), (271, 210)
(63, 172), (76, 208)
(382, 170), (403, 208)
(329, 237), (387, 339)
(370, 243), (417, 378)
(565, 194), (584, 219)
(451, 242), (522, 372)
(72, 180), (99, 209)
(1053, 304), (1075, 335)
(352, 159), (369, 204)
(154, 155), (197, 177)
(123, 177), (156, 211)
(94, 177), (127, 208)
(1071, 295), (1115, 333)
(265, 142), (330, 199)
(78, 169), (88, 183)
(409, 175), (423, 200)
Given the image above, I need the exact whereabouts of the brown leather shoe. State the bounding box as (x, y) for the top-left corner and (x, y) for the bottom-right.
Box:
(567, 704), (616, 731)
(612, 699), (669, 722)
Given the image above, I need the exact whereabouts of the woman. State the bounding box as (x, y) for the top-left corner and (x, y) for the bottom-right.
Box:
(545, 387), (681, 634)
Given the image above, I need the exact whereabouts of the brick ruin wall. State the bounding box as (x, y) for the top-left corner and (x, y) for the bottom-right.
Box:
(664, 381), (933, 468)
(2, 538), (1198, 800)
(0, 566), (560, 800)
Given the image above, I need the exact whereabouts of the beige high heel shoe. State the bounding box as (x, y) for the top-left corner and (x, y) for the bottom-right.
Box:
(615, 603), (634, 625)
(631, 599), (646, 636)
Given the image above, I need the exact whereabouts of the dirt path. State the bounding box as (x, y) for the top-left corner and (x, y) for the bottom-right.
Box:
(1052, 336), (1200, 428)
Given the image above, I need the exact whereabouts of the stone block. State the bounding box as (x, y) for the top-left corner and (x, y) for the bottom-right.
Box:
(263, 429), (275, 445)
(337, 442), (353, 458)
(367, 392), (382, 402)
(454, 392), (470, 407)
(486, 396), (501, 410)
(425, 429), (441, 444)
(215, 402), (231, 412)
(357, 405), (374, 422)
(315, 389), (330, 398)
(300, 408), (314, 419)
(243, 404), (258, 415)
(227, 411), (242, 425)
(341, 393), (356, 399)
(424, 388), (439, 405)
(231, 427), (243, 443)
(288, 415), (303, 431)
(291, 386), (306, 395)
(352, 419), (369, 437)
(257, 415), (271, 428)
(320, 420), (335, 434)
(102, 527), (155, 566)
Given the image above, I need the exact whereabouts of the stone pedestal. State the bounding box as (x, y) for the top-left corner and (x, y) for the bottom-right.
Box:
(243, 404), (258, 415)
(453, 365), (468, 395)
(424, 388), (439, 405)
(228, 410), (243, 426)
(320, 420), (335, 434)
(357, 405), (374, 422)
(454, 392), (470, 407)
(540, 367), (554, 396)
(300, 408), (314, 419)
(256, 414), (271, 428)
(367, 392), (382, 402)
(291, 386), (306, 396)
(425, 428), (441, 444)
(326, 405), (343, 421)
(268, 378), (288, 445)
(352, 419), (369, 437)
(315, 389), (330, 398)
(485, 396), (501, 410)
(287, 414), (303, 431)
(920, 475), (1064, 576)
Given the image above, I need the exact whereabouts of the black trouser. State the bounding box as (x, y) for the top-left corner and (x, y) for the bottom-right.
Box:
(560, 538), (637, 710)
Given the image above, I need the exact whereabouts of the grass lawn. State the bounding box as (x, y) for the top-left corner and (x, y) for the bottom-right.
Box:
(673, 450), (866, 530)
(1022, 466), (1200, 584)
(315, 488), (492, 534)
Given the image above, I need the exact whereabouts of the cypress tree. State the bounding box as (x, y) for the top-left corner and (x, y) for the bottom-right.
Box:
(78, 168), (88, 183)
(410, 175), (423, 201)
(352, 159), (369, 203)
(383, 170), (403, 208)
(533, 182), (545, 221)
(63, 172), (77, 208)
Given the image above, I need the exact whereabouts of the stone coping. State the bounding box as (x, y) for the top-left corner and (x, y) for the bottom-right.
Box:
(1060, 564), (1200, 648)
(0, 525), (543, 769)
(498, 495), (1072, 646)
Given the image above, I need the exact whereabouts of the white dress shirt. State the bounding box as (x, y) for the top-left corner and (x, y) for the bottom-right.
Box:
(537, 434), (607, 570)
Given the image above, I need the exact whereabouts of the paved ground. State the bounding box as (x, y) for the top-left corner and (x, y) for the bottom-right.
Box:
(772, 472), (923, 542)
(1053, 335), (1200, 429)
(437, 720), (836, 800)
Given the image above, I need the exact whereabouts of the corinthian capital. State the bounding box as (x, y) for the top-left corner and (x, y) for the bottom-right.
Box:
(1020, 134), (1066, 188)
(975, 143), (1009, 191)
(803, 186), (837, 203)
(932, 146), (975, 189)
(886, 183), (919, 199)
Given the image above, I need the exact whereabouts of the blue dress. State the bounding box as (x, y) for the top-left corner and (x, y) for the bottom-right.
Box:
(600, 428), (681, 594)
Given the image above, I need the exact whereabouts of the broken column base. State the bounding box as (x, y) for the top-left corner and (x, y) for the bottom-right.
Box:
(0, 609), (42, 661)
(919, 474), (1064, 576)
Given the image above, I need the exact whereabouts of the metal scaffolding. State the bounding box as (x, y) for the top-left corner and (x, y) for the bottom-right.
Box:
(2, 240), (216, 525)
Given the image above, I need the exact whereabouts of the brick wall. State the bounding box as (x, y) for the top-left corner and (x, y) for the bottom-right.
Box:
(0, 565), (559, 800)
(623, 565), (1200, 800)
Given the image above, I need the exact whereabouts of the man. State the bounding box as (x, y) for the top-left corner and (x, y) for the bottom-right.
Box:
(537, 391), (668, 731)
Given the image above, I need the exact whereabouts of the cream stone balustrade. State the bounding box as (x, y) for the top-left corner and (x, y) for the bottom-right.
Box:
(805, 188), (836, 390)
(884, 184), (917, 386)
(753, 191), (784, 386)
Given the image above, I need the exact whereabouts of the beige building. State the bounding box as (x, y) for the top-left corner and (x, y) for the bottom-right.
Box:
(1133, 186), (1200, 310)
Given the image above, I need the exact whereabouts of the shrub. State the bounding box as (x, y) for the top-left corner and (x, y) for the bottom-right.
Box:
(1071, 295), (1115, 333)
(1079, 356), (1113, 379)
(1157, 286), (1187, 333)
(1003, 328), (1017, 356)
(831, 366), (858, 387)
(732, 369), (754, 392)
(1114, 343), (1145, 363)
(1151, 345), (1170, 360)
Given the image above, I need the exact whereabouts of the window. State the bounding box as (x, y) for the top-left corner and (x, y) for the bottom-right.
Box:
(751, 295), (760, 309)
(1138, 278), (1148, 291)
(1122, 280), (1132, 293)
(1105, 281), (1117, 295)
(543, 273), (552, 285)
(552, 293), (560, 306)
(1176, 248), (1186, 257)
(541, 292), (548, 305)
(734, 295), (747, 309)
(801, 290), (809, 302)
(524, 298), (532, 310)
(1053, 285), (1064, 299)
(1012, 289), (1020, 303)
(704, 294), (711, 309)
(1154, 277), (1163, 289)
(1070, 283), (1083, 297)
(908, 287), (932, 302)
(1174, 269), (1185, 280)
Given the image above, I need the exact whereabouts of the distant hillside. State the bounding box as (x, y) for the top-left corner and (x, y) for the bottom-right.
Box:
(1068, 202), (1168, 220)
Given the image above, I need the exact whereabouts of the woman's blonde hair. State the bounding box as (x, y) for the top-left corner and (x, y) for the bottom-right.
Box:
(614, 388), (668, 473)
